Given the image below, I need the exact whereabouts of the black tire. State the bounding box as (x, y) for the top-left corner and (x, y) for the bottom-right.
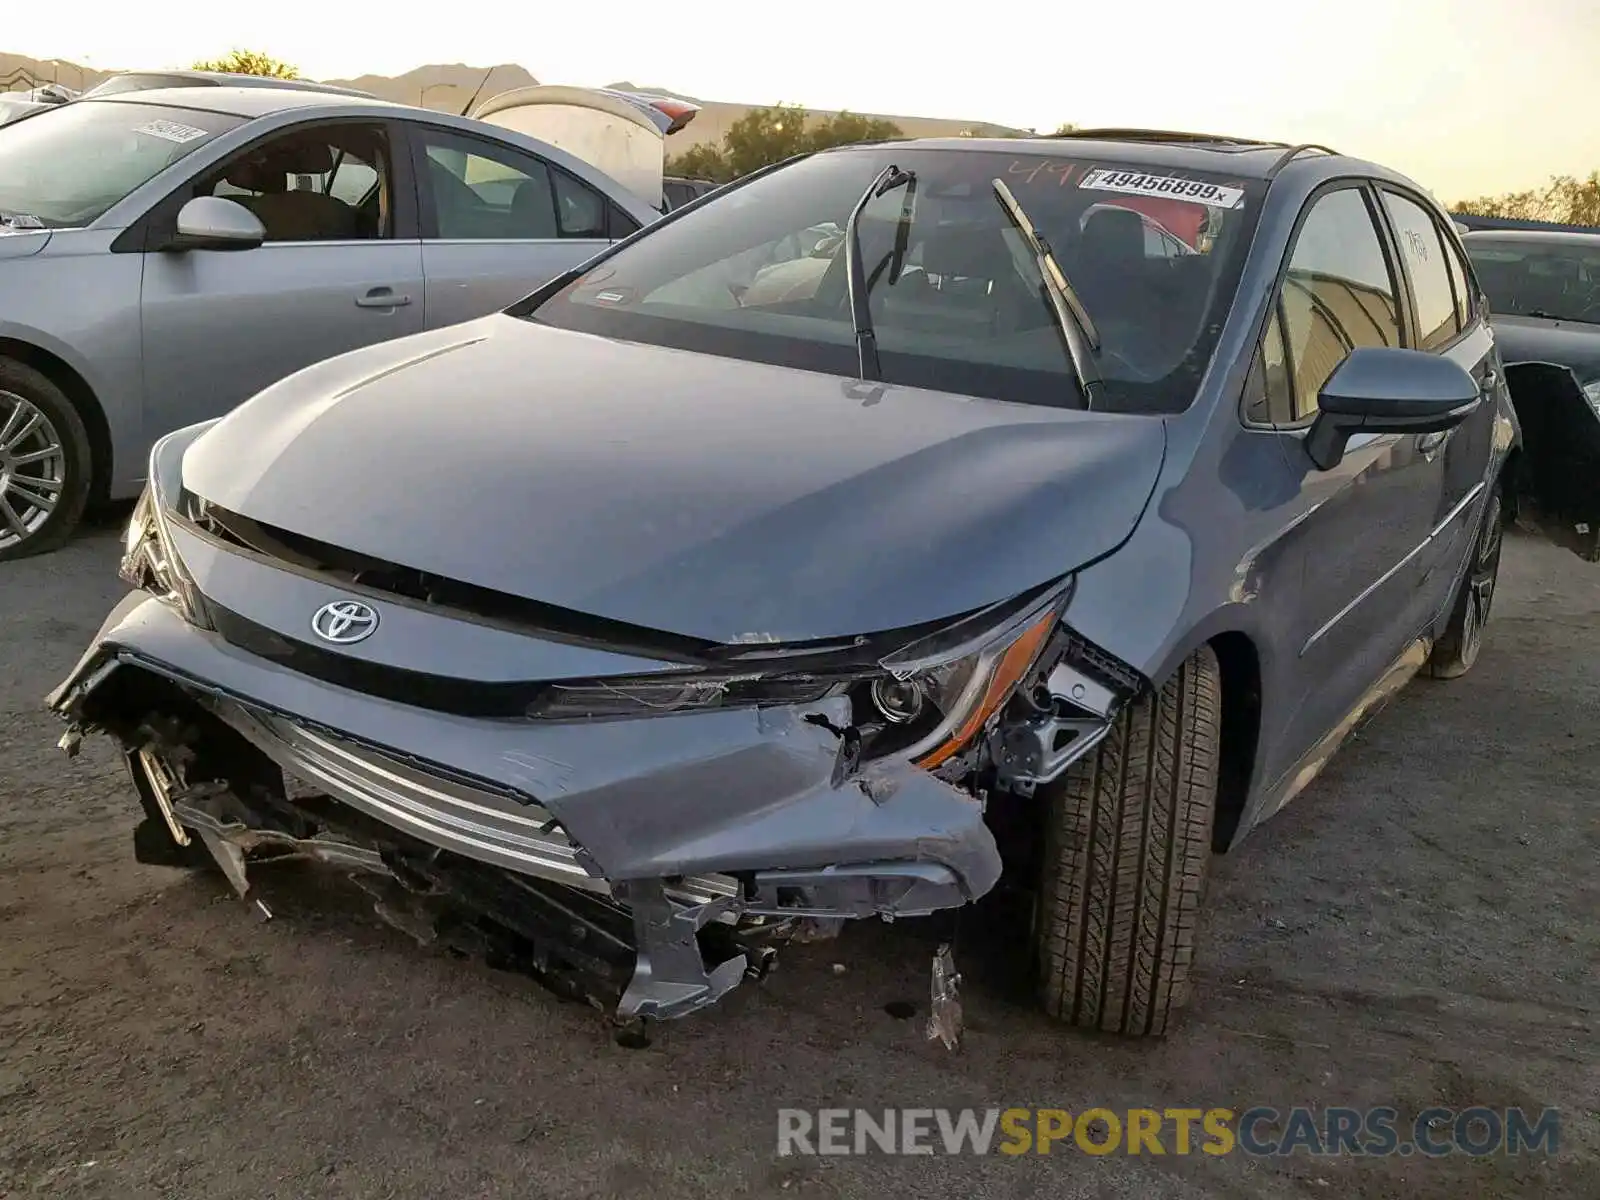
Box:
(1427, 483), (1504, 680)
(1035, 645), (1220, 1037)
(0, 357), (93, 561)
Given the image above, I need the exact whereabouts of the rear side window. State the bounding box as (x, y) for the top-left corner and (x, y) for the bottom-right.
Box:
(1278, 187), (1402, 421)
(1442, 238), (1473, 328)
(552, 169), (605, 238)
(1382, 190), (1461, 350)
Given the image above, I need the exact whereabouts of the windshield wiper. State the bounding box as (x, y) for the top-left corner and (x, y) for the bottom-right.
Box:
(991, 178), (1103, 409)
(844, 164), (915, 380)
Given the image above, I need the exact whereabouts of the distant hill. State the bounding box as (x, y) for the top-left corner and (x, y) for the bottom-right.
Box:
(0, 52), (111, 93)
(2, 51), (1023, 143)
(323, 62), (537, 111)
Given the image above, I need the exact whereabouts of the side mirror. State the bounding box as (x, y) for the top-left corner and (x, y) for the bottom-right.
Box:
(167, 196), (265, 252)
(1306, 347), (1481, 471)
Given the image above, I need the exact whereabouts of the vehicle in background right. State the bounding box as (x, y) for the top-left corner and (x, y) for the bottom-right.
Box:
(663, 175), (719, 210)
(1463, 228), (1600, 559)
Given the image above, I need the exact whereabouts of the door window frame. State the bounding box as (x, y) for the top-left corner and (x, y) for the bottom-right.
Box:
(110, 117), (420, 253)
(1239, 179), (1410, 431)
(401, 121), (629, 243)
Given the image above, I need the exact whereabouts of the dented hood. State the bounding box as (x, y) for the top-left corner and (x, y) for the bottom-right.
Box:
(181, 316), (1166, 644)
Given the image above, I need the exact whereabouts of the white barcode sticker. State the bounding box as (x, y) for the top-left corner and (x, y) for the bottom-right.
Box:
(135, 119), (209, 144)
(1079, 168), (1244, 209)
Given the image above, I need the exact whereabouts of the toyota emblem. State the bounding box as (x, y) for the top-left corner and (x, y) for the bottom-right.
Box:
(310, 599), (379, 644)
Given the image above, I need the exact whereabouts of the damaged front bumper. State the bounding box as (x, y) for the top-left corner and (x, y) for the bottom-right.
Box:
(49, 594), (1006, 1022)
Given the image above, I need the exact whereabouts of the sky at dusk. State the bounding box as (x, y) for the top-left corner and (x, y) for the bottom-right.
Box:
(12, 0), (1598, 201)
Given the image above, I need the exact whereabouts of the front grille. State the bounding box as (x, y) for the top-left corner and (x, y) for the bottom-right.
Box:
(213, 697), (738, 905)
(209, 603), (546, 718)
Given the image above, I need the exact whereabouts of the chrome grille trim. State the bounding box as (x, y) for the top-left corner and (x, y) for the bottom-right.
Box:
(207, 698), (738, 905)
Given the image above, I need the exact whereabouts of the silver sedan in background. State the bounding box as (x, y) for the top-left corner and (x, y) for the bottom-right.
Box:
(0, 86), (662, 559)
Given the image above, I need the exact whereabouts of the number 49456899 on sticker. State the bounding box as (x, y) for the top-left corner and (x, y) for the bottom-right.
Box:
(1079, 167), (1245, 209)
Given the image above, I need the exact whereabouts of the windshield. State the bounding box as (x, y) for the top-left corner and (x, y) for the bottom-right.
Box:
(0, 101), (242, 228)
(526, 147), (1263, 412)
(1464, 236), (1600, 325)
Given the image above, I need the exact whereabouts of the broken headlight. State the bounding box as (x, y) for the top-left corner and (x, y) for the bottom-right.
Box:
(527, 582), (1071, 770)
(528, 672), (841, 719)
(118, 424), (215, 629)
(850, 585), (1069, 766)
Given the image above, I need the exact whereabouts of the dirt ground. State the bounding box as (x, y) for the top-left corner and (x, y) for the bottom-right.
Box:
(1, 516), (1595, 1199)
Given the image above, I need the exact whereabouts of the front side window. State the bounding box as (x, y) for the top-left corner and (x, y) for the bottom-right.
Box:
(525, 148), (1265, 413)
(0, 100), (242, 228)
(1463, 236), (1600, 325)
(195, 123), (391, 242)
(1382, 190), (1461, 350)
(1274, 187), (1402, 422)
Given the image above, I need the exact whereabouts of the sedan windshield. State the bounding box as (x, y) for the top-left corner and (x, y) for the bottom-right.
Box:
(0, 101), (242, 228)
(1464, 236), (1600, 325)
(526, 146), (1263, 412)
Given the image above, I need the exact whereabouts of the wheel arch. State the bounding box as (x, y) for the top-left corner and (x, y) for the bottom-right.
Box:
(1203, 630), (1261, 851)
(1139, 620), (1264, 853)
(0, 337), (113, 502)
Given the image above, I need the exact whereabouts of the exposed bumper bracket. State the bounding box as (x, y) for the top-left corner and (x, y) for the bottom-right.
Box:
(615, 880), (747, 1021)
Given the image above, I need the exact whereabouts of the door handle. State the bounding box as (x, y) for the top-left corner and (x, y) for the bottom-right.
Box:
(1482, 367), (1499, 391)
(355, 288), (412, 309)
(1417, 430), (1450, 460)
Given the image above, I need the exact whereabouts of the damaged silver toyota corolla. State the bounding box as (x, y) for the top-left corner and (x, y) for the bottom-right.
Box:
(51, 133), (1556, 1038)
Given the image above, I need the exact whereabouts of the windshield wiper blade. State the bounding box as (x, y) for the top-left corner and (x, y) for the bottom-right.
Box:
(845, 164), (915, 381)
(991, 178), (1103, 409)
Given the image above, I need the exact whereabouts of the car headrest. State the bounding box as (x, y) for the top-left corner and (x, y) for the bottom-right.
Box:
(1080, 206), (1146, 268)
(224, 140), (336, 193)
(918, 224), (1012, 281)
(510, 178), (557, 239)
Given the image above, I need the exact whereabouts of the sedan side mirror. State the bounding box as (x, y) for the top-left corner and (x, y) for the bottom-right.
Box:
(167, 196), (265, 252)
(1305, 347), (1481, 471)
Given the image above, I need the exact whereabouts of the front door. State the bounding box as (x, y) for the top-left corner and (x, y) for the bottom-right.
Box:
(140, 120), (425, 441)
(1247, 185), (1447, 772)
(404, 124), (614, 328)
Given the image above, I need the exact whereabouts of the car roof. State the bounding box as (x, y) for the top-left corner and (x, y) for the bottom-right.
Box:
(824, 128), (1405, 188)
(1461, 228), (1600, 246)
(92, 86), (394, 119)
(89, 69), (374, 98)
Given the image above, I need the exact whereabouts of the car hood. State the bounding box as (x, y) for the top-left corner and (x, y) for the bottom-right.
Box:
(182, 316), (1167, 644)
(1493, 315), (1600, 381)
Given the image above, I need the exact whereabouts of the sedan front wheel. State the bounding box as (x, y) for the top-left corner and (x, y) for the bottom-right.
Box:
(1033, 644), (1220, 1037)
(0, 358), (92, 561)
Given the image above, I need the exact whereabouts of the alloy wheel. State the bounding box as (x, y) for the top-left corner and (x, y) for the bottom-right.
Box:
(0, 390), (66, 551)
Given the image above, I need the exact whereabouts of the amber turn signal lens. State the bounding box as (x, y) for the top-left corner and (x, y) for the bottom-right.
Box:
(915, 606), (1058, 769)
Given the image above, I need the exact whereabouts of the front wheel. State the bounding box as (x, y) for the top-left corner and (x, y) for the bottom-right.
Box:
(1033, 645), (1220, 1037)
(0, 359), (92, 562)
(1427, 483), (1504, 680)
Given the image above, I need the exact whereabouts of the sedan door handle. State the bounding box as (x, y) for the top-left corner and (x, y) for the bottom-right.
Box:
(1482, 367), (1499, 391)
(355, 288), (412, 309)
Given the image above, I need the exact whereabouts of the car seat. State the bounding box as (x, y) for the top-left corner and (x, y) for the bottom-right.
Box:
(225, 142), (358, 242)
(510, 178), (559, 239)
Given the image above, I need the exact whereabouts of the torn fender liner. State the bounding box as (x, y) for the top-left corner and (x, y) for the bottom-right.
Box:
(49, 595), (1004, 1021)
